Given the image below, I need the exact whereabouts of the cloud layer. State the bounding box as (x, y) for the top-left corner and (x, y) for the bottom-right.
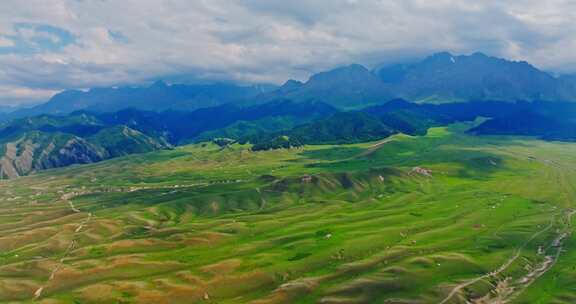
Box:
(1, 0), (576, 105)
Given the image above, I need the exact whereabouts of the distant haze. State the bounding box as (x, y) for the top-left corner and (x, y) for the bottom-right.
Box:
(2, 0), (576, 105)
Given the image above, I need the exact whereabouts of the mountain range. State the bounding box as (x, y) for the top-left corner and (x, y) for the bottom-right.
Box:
(255, 52), (576, 107)
(3, 51), (576, 178)
(5, 51), (576, 122)
(3, 81), (274, 120)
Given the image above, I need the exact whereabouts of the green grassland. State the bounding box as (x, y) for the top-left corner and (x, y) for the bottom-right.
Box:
(0, 123), (575, 303)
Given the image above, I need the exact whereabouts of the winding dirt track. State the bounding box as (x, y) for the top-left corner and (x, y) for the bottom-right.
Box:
(356, 138), (394, 158)
(33, 194), (92, 300)
(31, 181), (230, 300)
(492, 209), (576, 304)
(440, 151), (576, 304)
(439, 216), (557, 304)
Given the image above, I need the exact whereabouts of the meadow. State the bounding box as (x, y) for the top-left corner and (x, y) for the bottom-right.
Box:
(0, 123), (575, 303)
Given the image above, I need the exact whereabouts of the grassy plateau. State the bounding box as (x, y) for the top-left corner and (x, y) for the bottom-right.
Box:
(0, 122), (575, 303)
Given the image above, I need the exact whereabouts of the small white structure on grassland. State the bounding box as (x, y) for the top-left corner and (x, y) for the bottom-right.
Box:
(410, 167), (433, 177)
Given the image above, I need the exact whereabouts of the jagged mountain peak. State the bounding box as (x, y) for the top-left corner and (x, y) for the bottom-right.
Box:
(277, 79), (304, 93)
(308, 64), (372, 82)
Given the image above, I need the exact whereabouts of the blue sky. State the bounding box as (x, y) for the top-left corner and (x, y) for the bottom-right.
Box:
(1, 0), (576, 106)
(0, 23), (76, 55)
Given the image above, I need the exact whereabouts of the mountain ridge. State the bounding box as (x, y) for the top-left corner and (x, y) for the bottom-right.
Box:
(0, 100), (337, 178)
(4, 82), (274, 121)
(7, 51), (576, 120)
(255, 51), (576, 108)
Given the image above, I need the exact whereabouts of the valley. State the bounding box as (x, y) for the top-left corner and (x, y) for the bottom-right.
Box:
(6, 52), (576, 179)
(5, 1), (576, 303)
(0, 124), (575, 303)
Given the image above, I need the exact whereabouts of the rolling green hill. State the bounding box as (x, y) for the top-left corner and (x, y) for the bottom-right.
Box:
(249, 100), (576, 151)
(0, 123), (575, 303)
(7, 98), (576, 178)
(0, 100), (337, 178)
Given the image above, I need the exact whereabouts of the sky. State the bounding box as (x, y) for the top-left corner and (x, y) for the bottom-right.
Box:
(1, 0), (576, 106)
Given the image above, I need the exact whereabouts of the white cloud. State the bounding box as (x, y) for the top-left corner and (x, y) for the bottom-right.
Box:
(1, 0), (576, 105)
(0, 84), (57, 106)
